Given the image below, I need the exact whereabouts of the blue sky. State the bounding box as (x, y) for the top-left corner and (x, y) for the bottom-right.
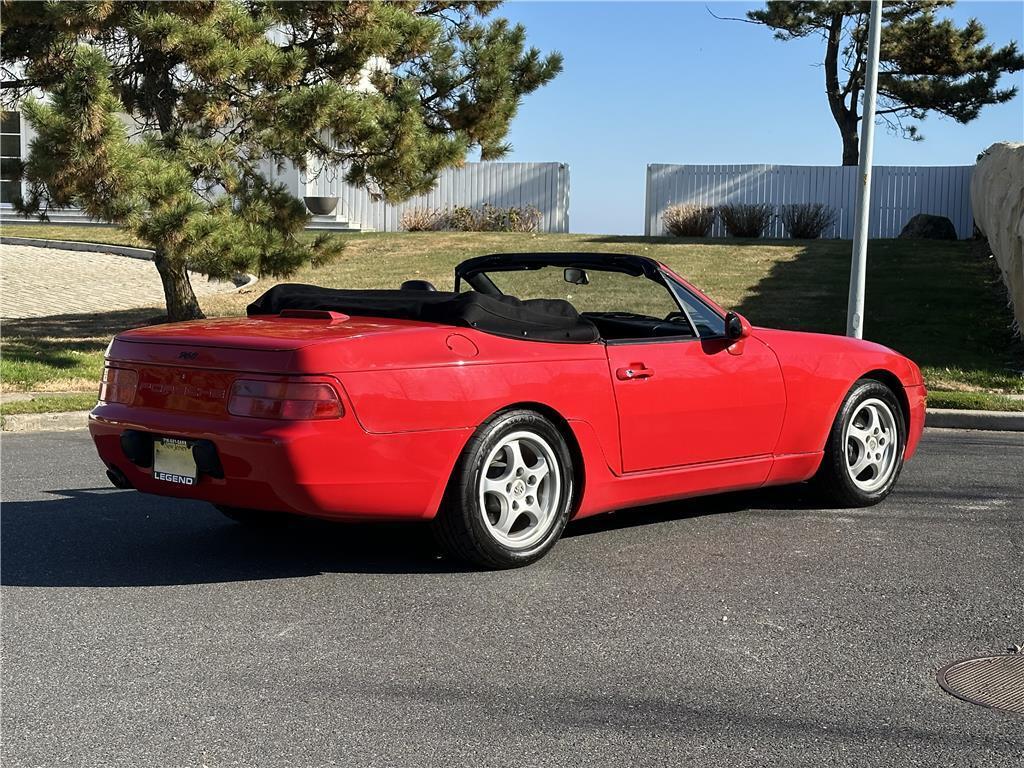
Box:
(492, 1), (1024, 234)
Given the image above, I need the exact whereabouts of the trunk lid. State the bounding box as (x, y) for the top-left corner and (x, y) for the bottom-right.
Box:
(105, 314), (443, 416)
(109, 314), (437, 372)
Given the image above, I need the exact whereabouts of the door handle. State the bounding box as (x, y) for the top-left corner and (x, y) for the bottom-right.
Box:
(616, 365), (654, 380)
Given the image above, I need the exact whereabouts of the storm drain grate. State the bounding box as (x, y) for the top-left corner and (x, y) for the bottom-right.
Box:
(937, 654), (1024, 715)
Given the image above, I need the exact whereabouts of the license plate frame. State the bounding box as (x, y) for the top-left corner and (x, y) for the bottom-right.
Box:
(153, 437), (198, 485)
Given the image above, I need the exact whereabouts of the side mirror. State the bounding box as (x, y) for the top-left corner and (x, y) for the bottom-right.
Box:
(725, 311), (751, 341)
(564, 267), (589, 286)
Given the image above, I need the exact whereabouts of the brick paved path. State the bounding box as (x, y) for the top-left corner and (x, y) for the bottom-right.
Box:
(0, 244), (236, 318)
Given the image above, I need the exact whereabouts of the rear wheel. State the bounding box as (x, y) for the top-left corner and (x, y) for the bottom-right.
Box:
(432, 409), (574, 569)
(815, 379), (906, 507)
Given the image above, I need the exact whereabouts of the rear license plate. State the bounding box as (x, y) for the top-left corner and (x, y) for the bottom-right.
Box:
(153, 438), (198, 485)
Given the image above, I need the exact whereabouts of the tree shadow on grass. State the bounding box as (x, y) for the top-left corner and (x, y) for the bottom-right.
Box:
(1, 308), (161, 376)
(731, 242), (848, 333)
(733, 238), (1024, 376)
(3, 306), (162, 341)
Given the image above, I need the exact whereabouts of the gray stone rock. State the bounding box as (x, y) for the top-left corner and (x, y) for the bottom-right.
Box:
(898, 213), (958, 240)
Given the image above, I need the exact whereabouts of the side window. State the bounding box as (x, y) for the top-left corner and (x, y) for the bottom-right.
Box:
(671, 282), (727, 338)
(1, 111), (21, 206)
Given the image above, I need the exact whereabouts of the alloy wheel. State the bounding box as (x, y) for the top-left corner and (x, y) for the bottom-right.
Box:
(844, 397), (900, 492)
(477, 430), (562, 550)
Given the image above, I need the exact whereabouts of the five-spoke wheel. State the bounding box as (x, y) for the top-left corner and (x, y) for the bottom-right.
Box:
(433, 410), (574, 568)
(816, 379), (906, 507)
(843, 398), (900, 492)
(479, 431), (562, 550)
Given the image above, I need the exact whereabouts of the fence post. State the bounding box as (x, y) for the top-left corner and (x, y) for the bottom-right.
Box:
(644, 164), (654, 236)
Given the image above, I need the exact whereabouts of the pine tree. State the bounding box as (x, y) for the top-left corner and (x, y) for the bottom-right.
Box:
(746, 1), (1024, 165)
(0, 1), (562, 320)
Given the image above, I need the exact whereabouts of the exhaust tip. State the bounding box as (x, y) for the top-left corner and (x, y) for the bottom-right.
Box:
(106, 466), (133, 490)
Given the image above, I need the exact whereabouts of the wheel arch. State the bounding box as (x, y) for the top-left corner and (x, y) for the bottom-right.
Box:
(426, 400), (590, 521)
(812, 370), (910, 507)
(486, 401), (587, 516)
(858, 368), (910, 432)
(814, 369), (911, 456)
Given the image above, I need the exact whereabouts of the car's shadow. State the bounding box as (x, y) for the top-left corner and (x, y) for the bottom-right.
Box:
(0, 485), (820, 587)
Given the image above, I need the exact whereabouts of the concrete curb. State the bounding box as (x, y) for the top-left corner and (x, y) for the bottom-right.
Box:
(1, 410), (90, 433)
(925, 408), (1024, 432)
(1, 235), (155, 260)
(4, 408), (1022, 434)
(1, 236), (258, 291)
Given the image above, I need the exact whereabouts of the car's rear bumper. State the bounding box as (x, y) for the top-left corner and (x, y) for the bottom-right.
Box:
(89, 405), (470, 520)
(904, 384), (927, 460)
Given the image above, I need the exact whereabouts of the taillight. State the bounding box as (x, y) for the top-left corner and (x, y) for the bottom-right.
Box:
(228, 379), (343, 420)
(98, 367), (138, 404)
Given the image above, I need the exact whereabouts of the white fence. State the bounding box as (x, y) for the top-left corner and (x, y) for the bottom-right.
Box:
(303, 161), (570, 233)
(645, 164), (974, 239)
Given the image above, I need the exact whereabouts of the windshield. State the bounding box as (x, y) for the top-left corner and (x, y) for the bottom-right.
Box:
(477, 266), (680, 319)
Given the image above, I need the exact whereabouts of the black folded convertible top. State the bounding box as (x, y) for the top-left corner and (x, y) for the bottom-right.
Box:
(246, 284), (600, 343)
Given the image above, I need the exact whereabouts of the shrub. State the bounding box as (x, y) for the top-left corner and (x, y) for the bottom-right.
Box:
(446, 205), (477, 231)
(505, 205), (542, 232)
(720, 203), (775, 238)
(781, 203), (837, 239)
(401, 204), (542, 232)
(399, 207), (446, 231)
(663, 204), (716, 237)
(477, 203), (508, 231)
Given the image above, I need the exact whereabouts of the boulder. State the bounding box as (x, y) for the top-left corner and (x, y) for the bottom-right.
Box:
(971, 142), (1024, 337)
(898, 213), (958, 240)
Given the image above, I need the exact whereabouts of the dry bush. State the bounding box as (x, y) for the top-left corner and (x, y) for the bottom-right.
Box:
(781, 203), (837, 239)
(446, 205), (478, 231)
(505, 205), (542, 232)
(720, 203), (774, 238)
(399, 207), (446, 231)
(404, 204), (542, 232)
(477, 203), (508, 231)
(663, 204), (716, 237)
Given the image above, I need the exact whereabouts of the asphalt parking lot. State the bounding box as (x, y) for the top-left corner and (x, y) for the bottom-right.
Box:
(2, 428), (1022, 767)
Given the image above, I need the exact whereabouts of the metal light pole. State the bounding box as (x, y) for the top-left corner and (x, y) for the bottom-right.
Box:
(846, 0), (884, 339)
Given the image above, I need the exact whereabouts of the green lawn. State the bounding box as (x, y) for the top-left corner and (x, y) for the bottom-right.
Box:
(0, 392), (98, 417)
(925, 390), (1024, 412)
(1, 222), (145, 247)
(3, 223), (1022, 411)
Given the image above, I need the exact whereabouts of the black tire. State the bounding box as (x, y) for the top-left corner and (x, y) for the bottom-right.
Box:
(432, 409), (575, 569)
(814, 378), (907, 508)
(215, 505), (294, 527)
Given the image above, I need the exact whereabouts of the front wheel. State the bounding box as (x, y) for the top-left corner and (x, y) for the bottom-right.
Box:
(814, 379), (907, 507)
(432, 409), (575, 569)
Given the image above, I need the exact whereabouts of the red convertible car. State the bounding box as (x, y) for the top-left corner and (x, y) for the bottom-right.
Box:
(91, 252), (926, 568)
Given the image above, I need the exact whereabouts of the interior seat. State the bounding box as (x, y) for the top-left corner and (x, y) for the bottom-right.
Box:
(400, 280), (437, 292)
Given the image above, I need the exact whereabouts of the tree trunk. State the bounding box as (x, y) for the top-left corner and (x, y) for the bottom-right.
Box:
(154, 250), (205, 322)
(824, 11), (861, 167)
(840, 120), (860, 166)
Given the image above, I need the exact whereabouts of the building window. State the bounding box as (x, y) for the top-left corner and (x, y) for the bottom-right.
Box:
(1, 111), (22, 205)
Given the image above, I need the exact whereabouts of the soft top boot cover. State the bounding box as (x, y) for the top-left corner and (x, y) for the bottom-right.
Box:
(247, 284), (600, 343)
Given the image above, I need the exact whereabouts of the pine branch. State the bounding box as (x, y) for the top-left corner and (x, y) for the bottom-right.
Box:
(705, 6), (762, 25)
